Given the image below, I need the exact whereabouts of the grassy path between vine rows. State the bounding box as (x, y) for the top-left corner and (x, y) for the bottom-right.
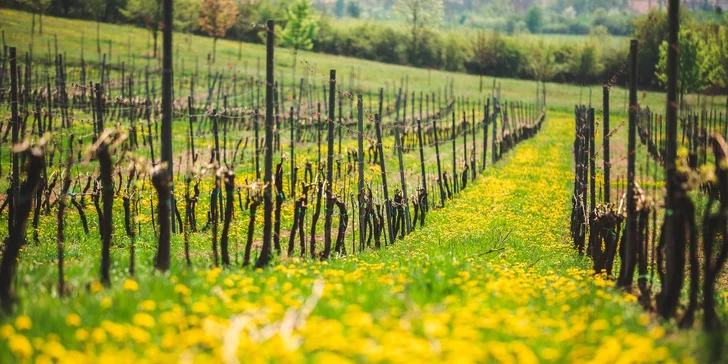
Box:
(0, 113), (700, 363)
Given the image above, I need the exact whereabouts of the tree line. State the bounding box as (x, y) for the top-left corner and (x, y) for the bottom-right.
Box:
(7, 0), (728, 92)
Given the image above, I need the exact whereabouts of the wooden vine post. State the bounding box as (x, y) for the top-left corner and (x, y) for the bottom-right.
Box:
(8, 47), (18, 233)
(603, 85), (610, 204)
(152, 166), (171, 271)
(433, 115), (445, 208)
(375, 111), (394, 245)
(357, 94), (365, 250)
(492, 99), (498, 165)
(619, 40), (639, 290)
(482, 99), (490, 172)
(256, 19), (275, 269)
(97, 134), (114, 287)
(416, 117), (427, 225)
(394, 90), (411, 235)
(659, 0), (688, 319)
(0, 148), (44, 313)
(156, 0), (174, 270)
(323, 70), (336, 259)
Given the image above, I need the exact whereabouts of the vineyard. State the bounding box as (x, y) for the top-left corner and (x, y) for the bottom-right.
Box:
(0, 1), (726, 363)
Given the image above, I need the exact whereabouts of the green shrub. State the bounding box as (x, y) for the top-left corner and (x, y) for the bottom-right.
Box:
(465, 32), (527, 78)
(604, 15), (632, 36)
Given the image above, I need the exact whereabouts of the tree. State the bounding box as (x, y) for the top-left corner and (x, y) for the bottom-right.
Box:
(591, 8), (609, 27)
(348, 1), (361, 18)
(280, 0), (319, 81)
(83, 0), (107, 57)
(335, 0), (345, 18)
(633, 6), (691, 87)
(527, 40), (561, 107)
(528, 41), (560, 85)
(121, 0), (163, 58)
(199, 0), (239, 63)
(656, 28), (710, 100)
(566, 41), (603, 85)
(704, 21), (728, 88)
(20, 0), (52, 36)
(394, 0), (444, 67)
(175, 0), (200, 34)
(525, 5), (544, 34)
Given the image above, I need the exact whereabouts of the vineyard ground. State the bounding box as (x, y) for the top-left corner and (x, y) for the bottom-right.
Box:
(0, 112), (713, 362)
(0, 8), (726, 362)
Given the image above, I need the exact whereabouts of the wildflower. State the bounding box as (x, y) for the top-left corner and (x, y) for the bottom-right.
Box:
(9, 334), (32, 359)
(75, 328), (89, 341)
(649, 326), (665, 340)
(129, 327), (151, 343)
(89, 281), (103, 293)
(541, 348), (560, 360)
(101, 297), (113, 309)
(637, 313), (650, 326)
(140, 300), (156, 311)
(623, 293), (638, 303)
(0, 324), (15, 339)
(175, 284), (190, 296)
(192, 302), (210, 314)
(589, 319), (609, 331)
(123, 279), (139, 292)
(132, 312), (155, 328)
(65, 313), (81, 327)
(15, 315), (32, 331)
(41, 341), (66, 358)
(91, 328), (107, 344)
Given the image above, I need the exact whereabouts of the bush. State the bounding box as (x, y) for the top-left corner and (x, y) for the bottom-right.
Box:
(601, 40), (630, 84)
(371, 27), (408, 65)
(442, 33), (471, 72)
(465, 32), (527, 78)
(604, 15), (631, 36)
(591, 8), (608, 27)
(542, 23), (570, 34)
(567, 22), (591, 35)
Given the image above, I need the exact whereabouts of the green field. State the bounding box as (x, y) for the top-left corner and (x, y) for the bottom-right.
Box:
(0, 8), (725, 363)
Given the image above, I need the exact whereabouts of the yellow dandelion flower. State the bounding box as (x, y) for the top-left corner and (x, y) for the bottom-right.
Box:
(541, 348), (560, 360)
(649, 326), (665, 340)
(0, 324), (15, 339)
(589, 319), (609, 332)
(637, 313), (650, 326)
(89, 281), (104, 293)
(123, 279), (139, 292)
(9, 334), (33, 359)
(75, 328), (89, 341)
(101, 297), (112, 309)
(191, 302), (210, 314)
(175, 284), (190, 296)
(129, 327), (151, 343)
(15, 315), (32, 331)
(132, 312), (155, 328)
(65, 313), (81, 327)
(140, 300), (156, 311)
(41, 341), (66, 358)
(91, 328), (107, 344)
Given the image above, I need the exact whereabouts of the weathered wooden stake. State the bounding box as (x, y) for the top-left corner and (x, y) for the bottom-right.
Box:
(256, 20), (275, 269)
